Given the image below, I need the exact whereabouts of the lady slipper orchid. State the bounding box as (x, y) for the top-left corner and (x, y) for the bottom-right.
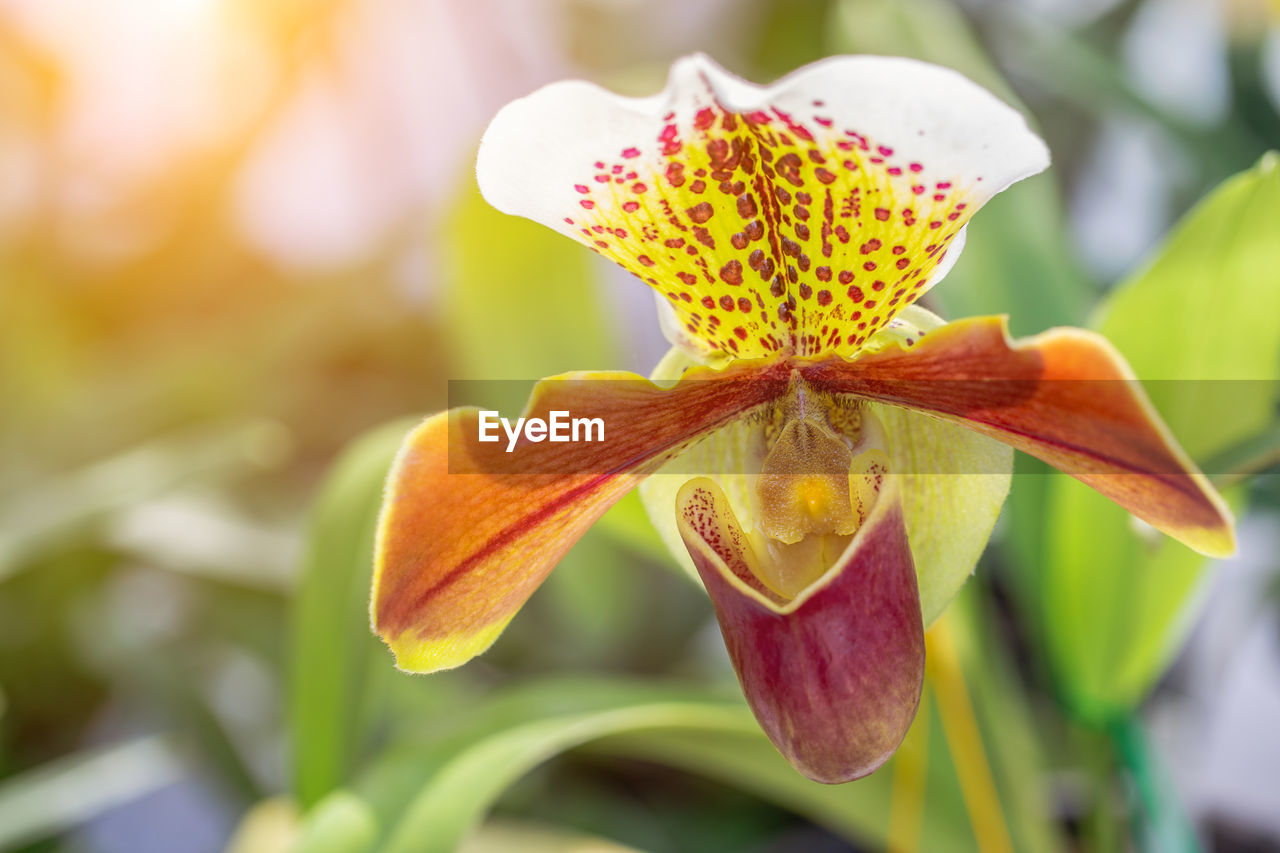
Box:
(371, 55), (1234, 783)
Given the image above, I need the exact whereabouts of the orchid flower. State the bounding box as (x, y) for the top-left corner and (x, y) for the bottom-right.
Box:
(371, 55), (1234, 783)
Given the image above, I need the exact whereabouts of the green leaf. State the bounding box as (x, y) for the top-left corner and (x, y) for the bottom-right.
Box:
(290, 417), (421, 808)
(294, 791), (379, 853)
(0, 419), (288, 582)
(750, 0), (837, 80)
(458, 820), (645, 853)
(380, 688), (756, 853)
(829, 0), (1021, 106)
(593, 646), (1064, 853)
(1093, 152), (1280, 453)
(0, 736), (184, 851)
(125, 657), (265, 805)
(444, 180), (617, 381)
(591, 490), (671, 565)
(594, 721), (976, 853)
(935, 174), (1093, 337)
(1043, 153), (1280, 719)
(535, 529), (642, 665)
(1044, 479), (1221, 718)
(360, 677), (1000, 853)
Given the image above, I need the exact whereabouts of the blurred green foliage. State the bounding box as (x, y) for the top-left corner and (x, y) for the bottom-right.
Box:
(2, 0), (1279, 851)
(1044, 153), (1280, 720)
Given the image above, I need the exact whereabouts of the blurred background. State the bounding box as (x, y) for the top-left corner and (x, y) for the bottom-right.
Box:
(1, 0), (1279, 851)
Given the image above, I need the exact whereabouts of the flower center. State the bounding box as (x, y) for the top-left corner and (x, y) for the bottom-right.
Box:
(744, 378), (889, 599)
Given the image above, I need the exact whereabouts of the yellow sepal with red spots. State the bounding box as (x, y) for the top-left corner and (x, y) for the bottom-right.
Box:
(479, 54), (1048, 360)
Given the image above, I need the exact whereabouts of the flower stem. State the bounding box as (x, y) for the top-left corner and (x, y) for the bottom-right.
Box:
(886, 687), (931, 853)
(926, 614), (1014, 853)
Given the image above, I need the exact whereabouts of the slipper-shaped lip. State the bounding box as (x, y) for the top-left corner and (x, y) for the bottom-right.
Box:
(678, 474), (923, 783)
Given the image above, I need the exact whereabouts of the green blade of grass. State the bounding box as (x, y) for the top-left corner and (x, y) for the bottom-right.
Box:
(290, 417), (420, 808)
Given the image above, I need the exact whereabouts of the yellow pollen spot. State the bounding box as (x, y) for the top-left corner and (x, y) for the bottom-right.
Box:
(741, 386), (891, 599)
(757, 419), (858, 544)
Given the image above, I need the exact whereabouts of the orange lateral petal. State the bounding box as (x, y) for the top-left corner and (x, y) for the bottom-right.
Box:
(799, 316), (1234, 557)
(372, 361), (787, 673)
